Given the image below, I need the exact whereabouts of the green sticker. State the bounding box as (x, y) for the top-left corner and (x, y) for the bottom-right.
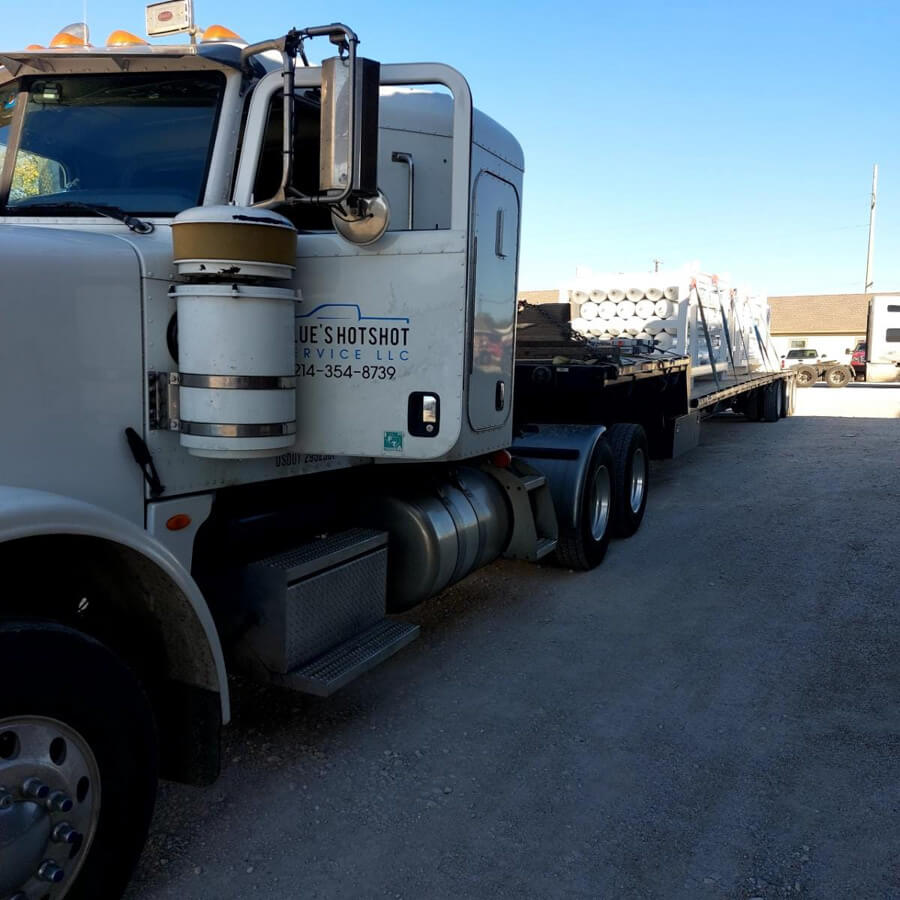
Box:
(383, 431), (404, 451)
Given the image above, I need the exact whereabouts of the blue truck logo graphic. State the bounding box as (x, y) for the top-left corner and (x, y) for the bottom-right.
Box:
(296, 303), (410, 324)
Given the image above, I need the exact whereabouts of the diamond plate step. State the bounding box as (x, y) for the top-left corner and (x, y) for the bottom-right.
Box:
(274, 619), (420, 697)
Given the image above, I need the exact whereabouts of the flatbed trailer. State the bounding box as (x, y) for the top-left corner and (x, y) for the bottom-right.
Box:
(514, 303), (795, 459)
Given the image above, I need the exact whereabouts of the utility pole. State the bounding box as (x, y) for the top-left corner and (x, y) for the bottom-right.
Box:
(864, 164), (878, 294)
(652, 258), (663, 273)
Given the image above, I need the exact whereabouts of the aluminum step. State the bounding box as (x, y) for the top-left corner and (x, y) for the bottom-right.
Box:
(518, 472), (547, 492)
(274, 619), (420, 697)
(534, 537), (558, 559)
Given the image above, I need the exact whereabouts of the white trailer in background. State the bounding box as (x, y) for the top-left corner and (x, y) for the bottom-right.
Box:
(865, 295), (900, 382)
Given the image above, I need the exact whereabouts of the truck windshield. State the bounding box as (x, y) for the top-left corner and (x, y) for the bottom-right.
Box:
(0, 71), (224, 216)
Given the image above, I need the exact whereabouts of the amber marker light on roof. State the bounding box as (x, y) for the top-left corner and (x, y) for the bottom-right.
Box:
(49, 32), (86, 48)
(25, 44), (45, 50)
(107, 30), (149, 47)
(201, 24), (244, 42)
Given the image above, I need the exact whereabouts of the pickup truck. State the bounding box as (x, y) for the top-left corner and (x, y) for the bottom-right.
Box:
(779, 348), (854, 387)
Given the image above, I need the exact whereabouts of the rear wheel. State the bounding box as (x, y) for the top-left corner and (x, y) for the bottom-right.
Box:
(0, 622), (157, 900)
(761, 382), (780, 422)
(742, 389), (763, 421)
(554, 439), (615, 570)
(825, 365), (852, 388)
(605, 424), (649, 537)
(794, 365), (817, 387)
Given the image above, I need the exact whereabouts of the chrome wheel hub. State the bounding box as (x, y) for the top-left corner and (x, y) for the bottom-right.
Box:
(0, 717), (101, 899)
(629, 448), (646, 514)
(589, 464), (611, 541)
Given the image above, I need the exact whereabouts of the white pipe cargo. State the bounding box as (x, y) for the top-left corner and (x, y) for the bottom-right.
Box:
(616, 300), (636, 319)
(607, 287), (626, 302)
(570, 317), (590, 333)
(634, 299), (656, 319)
(597, 300), (618, 319)
(589, 289), (608, 301)
(654, 299), (675, 318)
(580, 301), (599, 320)
(663, 286), (679, 301)
(654, 332), (675, 350)
(625, 287), (645, 302)
(645, 287), (664, 301)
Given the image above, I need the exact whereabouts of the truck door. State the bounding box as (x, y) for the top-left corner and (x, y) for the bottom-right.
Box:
(468, 171), (519, 431)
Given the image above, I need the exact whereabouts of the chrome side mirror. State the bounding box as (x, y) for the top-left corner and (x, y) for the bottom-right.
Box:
(320, 55), (380, 201)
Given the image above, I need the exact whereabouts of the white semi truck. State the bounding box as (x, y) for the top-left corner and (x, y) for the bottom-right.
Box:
(0, 11), (793, 899)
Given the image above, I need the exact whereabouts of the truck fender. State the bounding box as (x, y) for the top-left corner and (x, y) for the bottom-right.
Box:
(512, 424), (608, 530)
(0, 486), (230, 726)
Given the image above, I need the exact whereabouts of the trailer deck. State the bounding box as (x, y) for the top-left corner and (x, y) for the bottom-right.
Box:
(514, 301), (793, 456)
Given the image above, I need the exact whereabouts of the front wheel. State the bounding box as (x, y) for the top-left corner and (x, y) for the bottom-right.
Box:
(0, 622), (158, 900)
(554, 439), (615, 570)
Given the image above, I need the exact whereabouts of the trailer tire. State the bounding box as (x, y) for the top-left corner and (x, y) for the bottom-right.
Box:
(0, 621), (157, 900)
(743, 389), (763, 421)
(554, 439), (615, 570)
(605, 423), (649, 537)
(778, 379), (788, 417)
(825, 365), (852, 388)
(761, 383), (780, 422)
(794, 365), (817, 387)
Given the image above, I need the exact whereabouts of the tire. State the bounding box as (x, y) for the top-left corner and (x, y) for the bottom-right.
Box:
(761, 382), (780, 422)
(794, 365), (817, 387)
(605, 423), (649, 537)
(0, 621), (158, 900)
(743, 389), (763, 421)
(825, 365), (852, 388)
(554, 438), (615, 570)
(778, 379), (788, 417)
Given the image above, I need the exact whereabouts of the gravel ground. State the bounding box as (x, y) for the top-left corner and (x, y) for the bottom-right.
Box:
(126, 385), (899, 900)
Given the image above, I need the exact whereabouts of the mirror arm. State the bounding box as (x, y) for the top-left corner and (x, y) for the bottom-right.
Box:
(243, 24), (360, 210)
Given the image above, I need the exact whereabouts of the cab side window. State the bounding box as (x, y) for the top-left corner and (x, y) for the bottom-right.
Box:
(252, 91), (331, 230)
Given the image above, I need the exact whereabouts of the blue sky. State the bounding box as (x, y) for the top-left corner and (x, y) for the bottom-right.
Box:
(5, 0), (899, 296)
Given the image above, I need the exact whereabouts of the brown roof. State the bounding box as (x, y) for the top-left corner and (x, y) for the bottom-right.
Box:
(517, 289), (562, 305)
(767, 294), (874, 335)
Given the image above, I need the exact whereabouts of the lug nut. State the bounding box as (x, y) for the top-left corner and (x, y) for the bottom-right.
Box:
(0, 786), (13, 810)
(37, 859), (65, 883)
(52, 822), (82, 844)
(47, 790), (74, 813)
(22, 777), (50, 800)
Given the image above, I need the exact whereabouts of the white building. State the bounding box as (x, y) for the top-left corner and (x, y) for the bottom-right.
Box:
(768, 294), (871, 360)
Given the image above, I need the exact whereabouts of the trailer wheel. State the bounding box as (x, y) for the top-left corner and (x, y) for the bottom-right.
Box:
(778, 379), (788, 417)
(761, 383), (780, 422)
(825, 365), (852, 388)
(794, 365), (817, 387)
(605, 424), (649, 537)
(742, 389), (763, 421)
(554, 439), (615, 570)
(0, 621), (157, 900)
